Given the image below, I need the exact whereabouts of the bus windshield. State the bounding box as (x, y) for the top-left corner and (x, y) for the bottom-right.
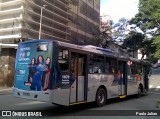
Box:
(15, 41), (52, 91)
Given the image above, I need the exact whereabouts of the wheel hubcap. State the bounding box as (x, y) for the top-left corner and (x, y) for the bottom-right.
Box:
(98, 92), (104, 103)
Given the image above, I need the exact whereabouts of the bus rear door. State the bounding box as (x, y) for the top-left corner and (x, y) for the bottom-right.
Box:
(70, 52), (87, 104)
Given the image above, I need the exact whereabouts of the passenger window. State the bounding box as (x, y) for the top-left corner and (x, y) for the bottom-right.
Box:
(105, 58), (110, 74)
(89, 54), (104, 74)
(110, 59), (117, 74)
(78, 57), (84, 76)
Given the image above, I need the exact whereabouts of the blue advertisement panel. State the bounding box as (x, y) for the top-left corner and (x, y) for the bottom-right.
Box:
(15, 41), (52, 91)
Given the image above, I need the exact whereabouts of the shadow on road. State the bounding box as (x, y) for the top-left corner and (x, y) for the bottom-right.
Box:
(31, 95), (146, 116)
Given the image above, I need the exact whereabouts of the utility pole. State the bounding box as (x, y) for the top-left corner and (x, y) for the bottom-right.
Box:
(39, 1), (47, 40)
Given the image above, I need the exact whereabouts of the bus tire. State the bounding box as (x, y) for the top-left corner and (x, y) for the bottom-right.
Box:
(136, 85), (142, 98)
(96, 88), (106, 107)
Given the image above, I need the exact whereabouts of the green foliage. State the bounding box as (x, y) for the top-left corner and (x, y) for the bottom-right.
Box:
(122, 31), (153, 59)
(92, 24), (112, 48)
(152, 35), (160, 58)
(131, 0), (160, 31)
(123, 31), (144, 50)
(128, 0), (160, 59)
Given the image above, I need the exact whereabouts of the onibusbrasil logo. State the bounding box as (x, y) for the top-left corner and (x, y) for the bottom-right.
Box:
(1, 111), (42, 117)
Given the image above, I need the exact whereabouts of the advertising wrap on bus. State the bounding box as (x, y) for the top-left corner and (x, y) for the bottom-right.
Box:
(15, 41), (52, 92)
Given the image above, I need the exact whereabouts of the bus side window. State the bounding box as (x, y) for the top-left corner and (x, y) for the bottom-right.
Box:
(105, 58), (110, 74)
(89, 54), (104, 74)
(110, 58), (117, 74)
(58, 49), (69, 72)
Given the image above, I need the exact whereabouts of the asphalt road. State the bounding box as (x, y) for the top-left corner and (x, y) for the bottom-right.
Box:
(0, 72), (160, 119)
(149, 68), (160, 93)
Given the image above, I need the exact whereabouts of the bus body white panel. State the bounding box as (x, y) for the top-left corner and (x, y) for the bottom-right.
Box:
(13, 88), (51, 102)
(127, 78), (144, 95)
(107, 86), (119, 98)
(87, 74), (119, 102)
(87, 74), (102, 102)
(118, 85), (125, 95)
(127, 81), (138, 95)
(51, 89), (70, 106)
(70, 79), (77, 103)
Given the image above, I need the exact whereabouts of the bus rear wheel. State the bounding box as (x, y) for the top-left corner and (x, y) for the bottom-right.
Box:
(96, 88), (106, 107)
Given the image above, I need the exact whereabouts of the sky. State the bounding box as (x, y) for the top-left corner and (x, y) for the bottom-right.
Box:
(100, 0), (139, 23)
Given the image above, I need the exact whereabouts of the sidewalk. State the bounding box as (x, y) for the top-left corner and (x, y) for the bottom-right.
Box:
(0, 87), (12, 95)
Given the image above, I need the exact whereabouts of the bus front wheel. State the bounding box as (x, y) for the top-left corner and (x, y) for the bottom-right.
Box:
(96, 88), (106, 107)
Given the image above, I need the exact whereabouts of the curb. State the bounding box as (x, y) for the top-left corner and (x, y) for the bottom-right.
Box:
(0, 88), (12, 95)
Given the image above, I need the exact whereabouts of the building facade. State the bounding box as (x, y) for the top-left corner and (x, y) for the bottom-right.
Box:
(0, 0), (100, 87)
(69, 0), (100, 45)
(100, 14), (112, 38)
(0, 0), (100, 44)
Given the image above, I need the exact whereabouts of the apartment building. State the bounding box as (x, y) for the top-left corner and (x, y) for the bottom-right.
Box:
(69, 0), (100, 45)
(0, 0), (100, 43)
(0, 0), (100, 87)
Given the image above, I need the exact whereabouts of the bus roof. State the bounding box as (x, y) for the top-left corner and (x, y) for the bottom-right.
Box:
(18, 39), (51, 44)
(19, 39), (150, 64)
(57, 40), (118, 58)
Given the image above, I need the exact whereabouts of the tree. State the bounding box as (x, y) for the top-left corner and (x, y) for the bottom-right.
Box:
(112, 18), (129, 42)
(92, 17), (113, 48)
(123, 31), (143, 58)
(129, 0), (160, 58)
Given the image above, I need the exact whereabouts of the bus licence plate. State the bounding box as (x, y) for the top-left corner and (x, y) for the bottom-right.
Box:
(23, 92), (30, 96)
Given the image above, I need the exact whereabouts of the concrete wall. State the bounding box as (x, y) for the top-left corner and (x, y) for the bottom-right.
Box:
(0, 48), (16, 87)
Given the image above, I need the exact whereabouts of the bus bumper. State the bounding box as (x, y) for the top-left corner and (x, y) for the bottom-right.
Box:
(13, 88), (51, 102)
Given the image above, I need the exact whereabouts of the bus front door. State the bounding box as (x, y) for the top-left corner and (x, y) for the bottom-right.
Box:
(118, 61), (127, 96)
(70, 53), (87, 104)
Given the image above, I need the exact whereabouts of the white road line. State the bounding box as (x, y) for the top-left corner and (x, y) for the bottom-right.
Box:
(154, 86), (160, 91)
(149, 85), (153, 88)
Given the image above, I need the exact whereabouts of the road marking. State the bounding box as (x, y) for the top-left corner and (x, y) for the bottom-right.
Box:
(154, 86), (160, 91)
(149, 92), (160, 95)
(149, 85), (153, 88)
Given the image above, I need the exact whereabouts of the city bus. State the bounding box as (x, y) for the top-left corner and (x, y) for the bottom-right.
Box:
(13, 40), (151, 106)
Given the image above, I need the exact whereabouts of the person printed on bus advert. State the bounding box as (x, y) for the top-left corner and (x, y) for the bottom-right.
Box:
(24, 57), (36, 88)
(31, 55), (45, 91)
(43, 57), (51, 91)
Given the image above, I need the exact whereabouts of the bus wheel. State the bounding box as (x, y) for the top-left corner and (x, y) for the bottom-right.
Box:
(96, 88), (106, 107)
(137, 86), (142, 98)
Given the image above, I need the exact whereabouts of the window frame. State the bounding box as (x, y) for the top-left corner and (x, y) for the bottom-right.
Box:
(58, 48), (69, 73)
